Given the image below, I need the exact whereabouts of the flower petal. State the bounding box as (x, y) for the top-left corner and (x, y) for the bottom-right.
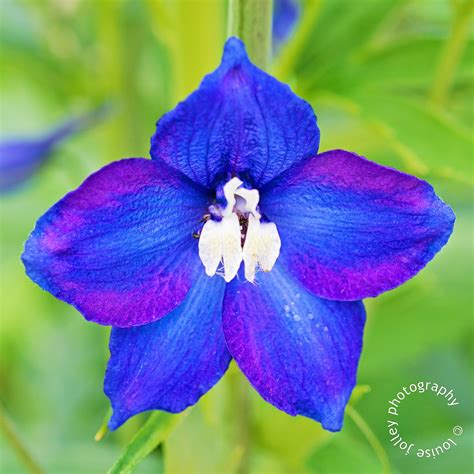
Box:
(105, 272), (230, 430)
(1, 105), (110, 192)
(150, 37), (319, 189)
(261, 150), (455, 301)
(0, 139), (52, 191)
(273, 0), (300, 51)
(223, 263), (365, 432)
(22, 158), (209, 327)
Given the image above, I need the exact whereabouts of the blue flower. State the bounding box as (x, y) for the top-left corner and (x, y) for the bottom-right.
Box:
(0, 105), (109, 192)
(22, 38), (454, 432)
(273, 0), (300, 51)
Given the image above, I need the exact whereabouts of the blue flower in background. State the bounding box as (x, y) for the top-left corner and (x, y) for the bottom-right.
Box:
(273, 0), (300, 51)
(22, 38), (454, 432)
(0, 105), (109, 192)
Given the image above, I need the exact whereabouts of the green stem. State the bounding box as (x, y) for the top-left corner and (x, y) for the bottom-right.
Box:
(346, 405), (391, 474)
(0, 405), (44, 474)
(227, 366), (251, 474)
(273, 0), (322, 79)
(107, 412), (184, 474)
(429, 0), (474, 106)
(227, 0), (273, 70)
(236, 379), (251, 474)
(94, 408), (111, 442)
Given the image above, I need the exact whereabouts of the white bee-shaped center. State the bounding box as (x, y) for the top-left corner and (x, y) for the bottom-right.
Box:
(198, 177), (281, 283)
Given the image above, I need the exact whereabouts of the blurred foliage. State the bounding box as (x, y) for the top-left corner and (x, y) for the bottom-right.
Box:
(0, 0), (473, 473)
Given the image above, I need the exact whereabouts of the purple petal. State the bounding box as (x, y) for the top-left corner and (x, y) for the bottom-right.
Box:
(261, 150), (455, 301)
(22, 158), (209, 327)
(150, 37), (319, 189)
(223, 263), (365, 431)
(105, 272), (230, 430)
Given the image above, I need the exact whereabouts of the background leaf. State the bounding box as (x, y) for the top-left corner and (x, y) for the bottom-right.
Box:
(108, 412), (183, 474)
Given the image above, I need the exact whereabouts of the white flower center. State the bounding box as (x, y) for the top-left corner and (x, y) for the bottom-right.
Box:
(198, 177), (281, 283)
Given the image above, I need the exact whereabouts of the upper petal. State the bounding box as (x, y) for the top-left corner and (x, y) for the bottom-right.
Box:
(22, 158), (209, 327)
(261, 149), (455, 301)
(105, 271), (230, 430)
(223, 263), (365, 431)
(150, 37), (319, 189)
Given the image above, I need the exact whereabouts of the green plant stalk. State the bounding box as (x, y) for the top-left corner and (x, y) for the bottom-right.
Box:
(0, 406), (44, 474)
(227, 367), (252, 474)
(346, 405), (391, 474)
(94, 408), (112, 442)
(227, 0), (273, 70)
(430, 0), (474, 106)
(224, 2), (277, 469)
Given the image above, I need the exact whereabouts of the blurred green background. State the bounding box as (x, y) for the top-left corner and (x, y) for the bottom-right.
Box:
(0, 0), (473, 473)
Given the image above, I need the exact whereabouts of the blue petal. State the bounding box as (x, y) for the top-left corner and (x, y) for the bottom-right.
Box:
(150, 37), (319, 189)
(105, 272), (230, 430)
(0, 139), (52, 191)
(273, 0), (300, 51)
(22, 158), (210, 327)
(0, 105), (110, 192)
(223, 263), (365, 431)
(261, 150), (455, 301)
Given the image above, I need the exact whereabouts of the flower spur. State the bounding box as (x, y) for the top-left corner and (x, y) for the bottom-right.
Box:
(22, 38), (455, 431)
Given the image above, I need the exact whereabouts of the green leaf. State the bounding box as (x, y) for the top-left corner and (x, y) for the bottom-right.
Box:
(450, 81), (474, 125)
(293, 0), (405, 91)
(0, 405), (44, 474)
(356, 38), (473, 89)
(307, 428), (381, 474)
(250, 387), (329, 471)
(108, 412), (183, 474)
(352, 92), (474, 182)
(164, 375), (238, 474)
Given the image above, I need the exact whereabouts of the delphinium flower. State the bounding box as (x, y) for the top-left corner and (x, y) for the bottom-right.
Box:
(0, 105), (109, 192)
(22, 38), (454, 432)
(273, 0), (300, 51)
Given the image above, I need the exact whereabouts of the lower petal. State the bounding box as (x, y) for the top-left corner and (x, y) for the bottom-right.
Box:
(105, 272), (230, 430)
(222, 263), (366, 432)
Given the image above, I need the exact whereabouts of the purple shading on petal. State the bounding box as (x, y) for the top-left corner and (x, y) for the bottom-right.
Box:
(150, 37), (319, 189)
(223, 263), (365, 432)
(22, 158), (210, 327)
(0, 104), (111, 192)
(105, 272), (231, 430)
(273, 0), (300, 51)
(261, 149), (455, 301)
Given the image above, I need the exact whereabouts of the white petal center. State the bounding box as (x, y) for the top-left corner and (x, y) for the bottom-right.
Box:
(198, 177), (281, 283)
(242, 214), (281, 283)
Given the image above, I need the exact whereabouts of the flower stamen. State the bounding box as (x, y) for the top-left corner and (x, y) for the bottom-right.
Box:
(198, 177), (281, 283)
